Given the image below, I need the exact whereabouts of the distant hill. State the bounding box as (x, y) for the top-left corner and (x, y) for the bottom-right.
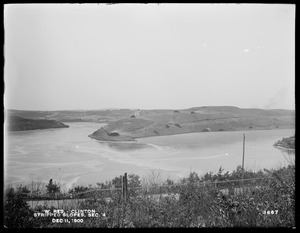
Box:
(5, 116), (69, 131)
(6, 106), (295, 123)
(5, 109), (138, 123)
(187, 106), (295, 117)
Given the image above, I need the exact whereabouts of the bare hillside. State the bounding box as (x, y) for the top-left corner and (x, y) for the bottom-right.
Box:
(88, 106), (295, 141)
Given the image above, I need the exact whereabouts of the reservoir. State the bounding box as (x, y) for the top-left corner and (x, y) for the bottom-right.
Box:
(4, 122), (294, 191)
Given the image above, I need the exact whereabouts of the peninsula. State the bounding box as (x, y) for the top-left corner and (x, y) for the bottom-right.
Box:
(274, 135), (295, 149)
(88, 106), (295, 141)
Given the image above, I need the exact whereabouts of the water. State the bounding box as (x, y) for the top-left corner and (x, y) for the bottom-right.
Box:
(4, 122), (294, 191)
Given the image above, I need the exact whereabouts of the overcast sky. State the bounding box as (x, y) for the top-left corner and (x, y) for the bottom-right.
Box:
(4, 4), (295, 110)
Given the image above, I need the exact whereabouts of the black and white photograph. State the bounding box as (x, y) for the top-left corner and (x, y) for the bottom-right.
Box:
(3, 3), (295, 228)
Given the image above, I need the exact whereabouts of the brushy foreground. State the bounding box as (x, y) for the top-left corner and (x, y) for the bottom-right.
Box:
(4, 164), (295, 228)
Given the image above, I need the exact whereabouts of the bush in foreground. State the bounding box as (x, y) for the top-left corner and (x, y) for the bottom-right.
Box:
(4, 187), (36, 228)
(4, 165), (295, 228)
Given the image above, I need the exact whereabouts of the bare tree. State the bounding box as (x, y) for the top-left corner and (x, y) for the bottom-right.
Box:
(142, 170), (163, 195)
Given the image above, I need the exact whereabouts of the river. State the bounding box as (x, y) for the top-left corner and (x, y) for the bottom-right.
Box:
(4, 122), (294, 191)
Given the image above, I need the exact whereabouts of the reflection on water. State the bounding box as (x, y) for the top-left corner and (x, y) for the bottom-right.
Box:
(98, 141), (155, 151)
(274, 146), (295, 165)
(4, 122), (295, 189)
(275, 147), (295, 155)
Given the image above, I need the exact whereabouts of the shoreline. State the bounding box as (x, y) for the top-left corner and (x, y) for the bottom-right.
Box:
(273, 145), (295, 151)
(88, 134), (136, 142)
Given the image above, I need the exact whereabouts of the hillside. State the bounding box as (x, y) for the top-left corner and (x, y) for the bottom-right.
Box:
(6, 116), (70, 131)
(88, 106), (295, 141)
(5, 107), (294, 139)
(5, 109), (137, 123)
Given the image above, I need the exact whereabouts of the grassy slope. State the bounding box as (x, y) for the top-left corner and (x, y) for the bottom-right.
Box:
(89, 106), (295, 141)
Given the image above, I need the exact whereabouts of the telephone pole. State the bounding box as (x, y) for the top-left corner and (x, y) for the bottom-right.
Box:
(241, 134), (245, 183)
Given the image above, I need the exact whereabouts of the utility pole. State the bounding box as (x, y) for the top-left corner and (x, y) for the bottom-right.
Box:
(122, 172), (128, 220)
(122, 173), (128, 202)
(124, 173), (128, 202)
(32, 181), (33, 209)
(241, 134), (245, 185)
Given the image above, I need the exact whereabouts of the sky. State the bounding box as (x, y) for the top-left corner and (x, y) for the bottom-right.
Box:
(4, 4), (295, 111)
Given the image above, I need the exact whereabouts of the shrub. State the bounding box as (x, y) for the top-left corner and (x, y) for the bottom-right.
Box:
(46, 179), (60, 196)
(4, 187), (37, 228)
(108, 132), (120, 136)
(5, 166), (294, 228)
(174, 123), (182, 128)
(128, 173), (142, 197)
(68, 185), (89, 198)
(210, 166), (295, 227)
(203, 128), (211, 132)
